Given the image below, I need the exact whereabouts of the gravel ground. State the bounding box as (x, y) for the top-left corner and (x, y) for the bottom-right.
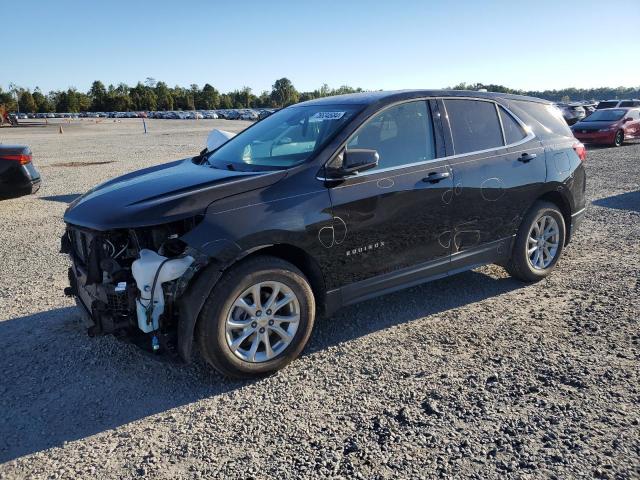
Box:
(0, 119), (638, 479)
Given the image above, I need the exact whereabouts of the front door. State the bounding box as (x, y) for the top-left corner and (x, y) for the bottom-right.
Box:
(323, 100), (453, 296)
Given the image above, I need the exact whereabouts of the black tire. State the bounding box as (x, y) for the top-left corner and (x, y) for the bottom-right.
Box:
(197, 256), (315, 378)
(613, 130), (624, 147)
(505, 201), (566, 282)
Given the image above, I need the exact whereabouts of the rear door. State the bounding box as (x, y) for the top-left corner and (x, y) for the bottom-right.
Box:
(440, 98), (545, 265)
(325, 99), (453, 294)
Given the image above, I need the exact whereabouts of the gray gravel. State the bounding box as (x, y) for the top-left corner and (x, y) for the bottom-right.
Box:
(0, 119), (638, 479)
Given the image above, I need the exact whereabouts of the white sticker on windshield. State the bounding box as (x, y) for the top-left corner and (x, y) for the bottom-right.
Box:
(311, 111), (346, 121)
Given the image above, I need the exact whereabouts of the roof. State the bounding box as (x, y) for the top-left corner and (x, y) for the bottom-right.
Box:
(296, 89), (551, 107)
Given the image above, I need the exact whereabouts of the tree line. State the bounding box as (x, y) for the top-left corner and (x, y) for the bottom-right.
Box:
(450, 83), (640, 103)
(1, 78), (639, 114)
(0, 78), (363, 114)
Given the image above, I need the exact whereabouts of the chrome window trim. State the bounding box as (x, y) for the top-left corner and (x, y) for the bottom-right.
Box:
(495, 102), (507, 146)
(316, 96), (537, 182)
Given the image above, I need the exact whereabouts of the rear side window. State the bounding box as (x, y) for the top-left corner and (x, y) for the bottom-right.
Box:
(444, 99), (503, 154)
(347, 100), (436, 170)
(513, 101), (573, 137)
(619, 100), (639, 108)
(499, 106), (527, 144)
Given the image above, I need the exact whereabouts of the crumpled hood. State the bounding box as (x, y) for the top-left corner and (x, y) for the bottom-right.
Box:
(64, 158), (287, 230)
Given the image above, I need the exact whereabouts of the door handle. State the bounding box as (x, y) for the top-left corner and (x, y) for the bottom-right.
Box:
(518, 152), (537, 163)
(422, 171), (450, 184)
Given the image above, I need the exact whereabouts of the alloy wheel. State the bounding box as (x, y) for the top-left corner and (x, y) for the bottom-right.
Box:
(225, 281), (300, 363)
(615, 131), (623, 147)
(527, 215), (560, 270)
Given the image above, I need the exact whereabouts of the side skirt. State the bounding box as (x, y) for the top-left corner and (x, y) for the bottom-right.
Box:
(324, 236), (514, 315)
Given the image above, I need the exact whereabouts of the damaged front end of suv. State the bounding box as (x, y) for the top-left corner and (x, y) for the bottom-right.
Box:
(62, 218), (207, 358)
(60, 153), (286, 362)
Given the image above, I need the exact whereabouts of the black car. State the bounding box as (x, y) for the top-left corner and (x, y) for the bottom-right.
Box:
(61, 90), (587, 378)
(0, 145), (41, 198)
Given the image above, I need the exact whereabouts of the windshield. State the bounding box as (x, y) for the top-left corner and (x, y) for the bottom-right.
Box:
(583, 109), (626, 122)
(206, 104), (361, 171)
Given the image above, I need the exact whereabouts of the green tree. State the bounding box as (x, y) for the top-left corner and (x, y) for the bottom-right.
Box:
(256, 90), (272, 108)
(19, 90), (37, 113)
(32, 88), (51, 112)
(104, 83), (132, 111)
(241, 86), (253, 108)
(130, 82), (157, 111)
(155, 82), (173, 110)
(199, 83), (219, 109)
(270, 78), (299, 107)
(89, 80), (107, 111)
(219, 93), (233, 109)
(0, 87), (18, 112)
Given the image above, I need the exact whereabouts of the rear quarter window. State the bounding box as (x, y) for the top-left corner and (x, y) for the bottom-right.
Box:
(498, 106), (527, 145)
(511, 101), (573, 138)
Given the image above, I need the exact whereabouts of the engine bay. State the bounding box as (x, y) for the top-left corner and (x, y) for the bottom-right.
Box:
(61, 217), (207, 354)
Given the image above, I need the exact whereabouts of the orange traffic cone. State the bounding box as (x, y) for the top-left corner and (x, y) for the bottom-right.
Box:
(59, 125), (64, 134)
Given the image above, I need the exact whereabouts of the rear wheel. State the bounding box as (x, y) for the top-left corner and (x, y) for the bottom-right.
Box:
(506, 201), (566, 282)
(613, 130), (624, 147)
(197, 256), (315, 378)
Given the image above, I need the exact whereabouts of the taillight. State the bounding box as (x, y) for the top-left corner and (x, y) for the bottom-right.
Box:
(0, 154), (32, 165)
(573, 142), (586, 162)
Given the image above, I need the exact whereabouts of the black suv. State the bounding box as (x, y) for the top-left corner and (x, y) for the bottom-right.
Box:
(62, 90), (587, 378)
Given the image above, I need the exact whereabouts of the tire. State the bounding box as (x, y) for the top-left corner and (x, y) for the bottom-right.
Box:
(197, 256), (315, 378)
(505, 201), (566, 282)
(613, 130), (624, 147)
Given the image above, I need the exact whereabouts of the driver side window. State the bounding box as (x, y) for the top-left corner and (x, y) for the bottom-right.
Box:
(347, 101), (436, 171)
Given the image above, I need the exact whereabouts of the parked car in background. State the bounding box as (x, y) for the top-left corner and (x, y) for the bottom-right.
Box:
(240, 110), (259, 120)
(618, 99), (640, 108)
(571, 108), (640, 146)
(258, 109), (277, 120)
(597, 100), (622, 110)
(61, 90), (586, 378)
(556, 103), (586, 125)
(582, 103), (597, 116)
(225, 110), (241, 120)
(0, 145), (41, 198)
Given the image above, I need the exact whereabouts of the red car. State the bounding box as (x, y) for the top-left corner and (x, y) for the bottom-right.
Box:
(571, 108), (640, 147)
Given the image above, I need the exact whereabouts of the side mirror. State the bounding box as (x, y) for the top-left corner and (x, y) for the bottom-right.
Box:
(327, 149), (379, 178)
(623, 117), (633, 123)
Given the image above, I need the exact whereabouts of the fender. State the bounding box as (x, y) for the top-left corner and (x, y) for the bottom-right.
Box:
(176, 239), (241, 362)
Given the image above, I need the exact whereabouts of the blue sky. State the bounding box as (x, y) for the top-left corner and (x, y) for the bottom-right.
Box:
(3, 0), (639, 93)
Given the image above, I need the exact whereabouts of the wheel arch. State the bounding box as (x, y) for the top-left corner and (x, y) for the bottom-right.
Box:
(534, 190), (572, 245)
(177, 242), (327, 364)
(236, 244), (327, 315)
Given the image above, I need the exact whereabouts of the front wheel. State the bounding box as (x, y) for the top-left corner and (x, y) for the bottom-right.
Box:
(613, 130), (624, 147)
(197, 256), (315, 378)
(506, 201), (566, 282)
